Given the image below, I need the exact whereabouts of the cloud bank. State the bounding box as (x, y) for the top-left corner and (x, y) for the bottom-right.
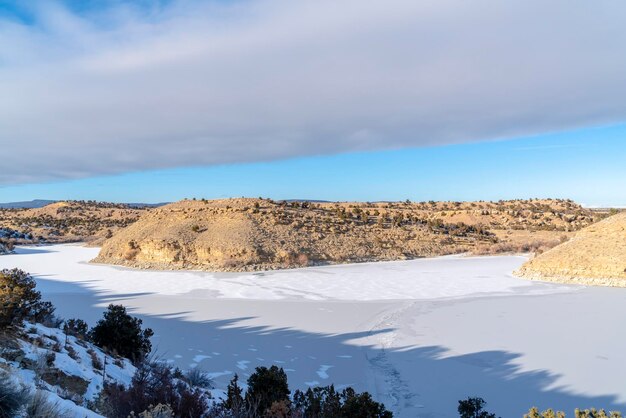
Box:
(1, 0), (625, 184)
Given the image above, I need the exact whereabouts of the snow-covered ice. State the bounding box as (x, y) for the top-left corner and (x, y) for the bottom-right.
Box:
(0, 244), (565, 301)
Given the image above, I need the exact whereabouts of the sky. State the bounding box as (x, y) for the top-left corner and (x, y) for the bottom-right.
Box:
(1, 1), (625, 205)
(1, 123), (625, 207)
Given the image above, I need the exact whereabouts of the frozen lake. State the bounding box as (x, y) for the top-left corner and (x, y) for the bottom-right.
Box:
(2, 244), (626, 417)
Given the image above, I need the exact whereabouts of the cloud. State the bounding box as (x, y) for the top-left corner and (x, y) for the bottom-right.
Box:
(1, 0), (625, 184)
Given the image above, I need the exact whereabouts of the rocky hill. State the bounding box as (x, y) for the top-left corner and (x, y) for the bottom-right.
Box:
(0, 201), (148, 245)
(94, 197), (599, 272)
(517, 211), (626, 286)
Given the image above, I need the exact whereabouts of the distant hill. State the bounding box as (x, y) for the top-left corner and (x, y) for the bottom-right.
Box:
(0, 201), (150, 244)
(0, 199), (168, 209)
(0, 199), (57, 209)
(94, 197), (599, 272)
(517, 211), (626, 286)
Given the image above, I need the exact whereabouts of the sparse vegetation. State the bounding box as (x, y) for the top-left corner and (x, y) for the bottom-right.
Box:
(215, 366), (392, 418)
(525, 407), (622, 418)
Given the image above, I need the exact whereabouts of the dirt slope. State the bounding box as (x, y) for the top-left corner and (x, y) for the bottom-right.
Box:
(94, 197), (598, 272)
(517, 212), (626, 286)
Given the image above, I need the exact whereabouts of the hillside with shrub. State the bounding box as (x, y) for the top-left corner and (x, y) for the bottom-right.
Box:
(0, 201), (149, 246)
(94, 197), (600, 272)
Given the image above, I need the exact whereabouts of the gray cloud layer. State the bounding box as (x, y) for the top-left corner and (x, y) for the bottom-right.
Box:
(1, 0), (626, 184)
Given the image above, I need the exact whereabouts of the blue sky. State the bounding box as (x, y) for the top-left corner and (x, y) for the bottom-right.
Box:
(1, 123), (624, 207)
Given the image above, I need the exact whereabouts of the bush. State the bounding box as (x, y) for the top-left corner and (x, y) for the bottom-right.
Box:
(0, 269), (54, 330)
(90, 304), (153, 363)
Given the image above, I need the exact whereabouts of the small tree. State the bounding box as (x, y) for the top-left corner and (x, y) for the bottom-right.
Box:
(63, 318), (89, 341)
(341, 387), (392, 418)
(221, 374), (244, 416)
(90, 304), (153, 363)
(245, 366), (290, 416)
(458, 397), (497, 418)
(293, 385), (392, 418)
(0, 269), (53, 330)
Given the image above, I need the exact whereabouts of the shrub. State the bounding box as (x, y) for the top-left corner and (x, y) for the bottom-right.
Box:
(185, 367), (212, 389)
(0, 269), (54, 329)
(0, 372), (28, 418)
(25, 390), (64, 418)
(96, 361), (208, 418)
(88, 349), (103, 371)
(90, 304), (153, 363)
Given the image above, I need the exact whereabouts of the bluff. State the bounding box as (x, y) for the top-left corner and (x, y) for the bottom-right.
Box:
(517, 211), (626, 286)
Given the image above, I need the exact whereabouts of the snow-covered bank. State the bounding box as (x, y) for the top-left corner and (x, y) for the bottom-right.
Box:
(0, 322), (135, 417)
(0, 244), (571, 301)
(2, 244), (625, 417)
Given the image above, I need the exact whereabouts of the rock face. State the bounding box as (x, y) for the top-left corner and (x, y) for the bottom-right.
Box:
(94, 197), (597, 272)
(517, 212), (626, 286)
(0, 242), (8, 254)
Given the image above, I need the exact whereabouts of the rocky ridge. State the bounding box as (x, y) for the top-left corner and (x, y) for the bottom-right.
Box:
(94, 197), (599, 272)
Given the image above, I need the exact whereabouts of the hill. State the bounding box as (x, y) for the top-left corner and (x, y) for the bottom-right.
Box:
(0, 199), (57, 209)
(0, 201), (149, 245)
(517, 211), (626, 286)
(94, 197), (599, 272)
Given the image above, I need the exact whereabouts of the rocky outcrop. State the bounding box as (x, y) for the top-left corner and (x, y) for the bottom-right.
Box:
(517, 212), (626, 287)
